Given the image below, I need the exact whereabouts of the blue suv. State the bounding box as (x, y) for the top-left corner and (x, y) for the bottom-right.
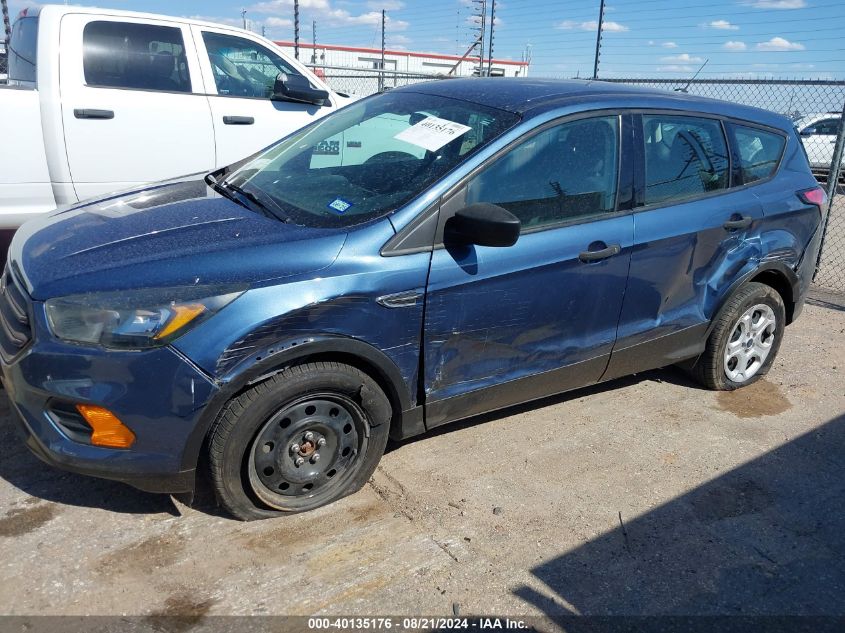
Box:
(1, 79), (825, 519)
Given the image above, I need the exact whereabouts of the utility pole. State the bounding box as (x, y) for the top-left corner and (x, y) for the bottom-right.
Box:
(471, 0), (486, 76)
(2, 0), (11, 49)
(379, 9), (386, 93)
(241, 9), (247, 30)
(592, 0), (605, 79)
(311, 20), (317, 64)
(261, 25), (266, 37)
(293, 0), (300, 60)
(486, 0), (496, 76)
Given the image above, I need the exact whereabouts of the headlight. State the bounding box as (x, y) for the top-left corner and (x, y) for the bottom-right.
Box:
(45, 286), (244, 349)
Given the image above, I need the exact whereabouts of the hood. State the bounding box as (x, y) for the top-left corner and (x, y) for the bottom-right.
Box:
(12, 178), (348, 300)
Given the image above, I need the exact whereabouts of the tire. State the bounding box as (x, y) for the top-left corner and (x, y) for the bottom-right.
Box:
(691, 282), (786, 391)
(207, 361), (392, 521)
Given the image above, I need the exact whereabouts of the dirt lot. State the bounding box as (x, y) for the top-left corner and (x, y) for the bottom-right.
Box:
(0, 296), (844, 618)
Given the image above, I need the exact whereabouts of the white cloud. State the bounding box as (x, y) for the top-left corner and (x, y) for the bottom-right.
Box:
(248, 0), (408, 30)
(264, 16), (293, 28)
(743, 0), (806, 8)
(705, 19), (739, 30)
(756, 36), (805, 51)
(660, 53), (704, 63)
(557, 19), (629, 32)
(723, 40), (747, 51)
(662, 41), (678, 48)
(367, 0), (404, 9)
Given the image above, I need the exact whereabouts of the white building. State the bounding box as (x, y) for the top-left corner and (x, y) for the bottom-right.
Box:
(273, 40), (529, 95)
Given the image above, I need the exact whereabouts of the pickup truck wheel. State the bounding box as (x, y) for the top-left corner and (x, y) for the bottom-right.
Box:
(207, 362), (391, 521)
(691, 282), (785, 391)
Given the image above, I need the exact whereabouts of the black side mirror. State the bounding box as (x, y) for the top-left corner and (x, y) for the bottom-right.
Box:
(272, 72), (329, 106)
(800, 127), (817, 136)
(445, 203), (521, 248)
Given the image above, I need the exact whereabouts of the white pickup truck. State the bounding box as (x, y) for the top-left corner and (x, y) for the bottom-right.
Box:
(0, 4), (352, 252)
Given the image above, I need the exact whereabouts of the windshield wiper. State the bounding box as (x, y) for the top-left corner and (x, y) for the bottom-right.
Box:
(206, 174), (292, 223)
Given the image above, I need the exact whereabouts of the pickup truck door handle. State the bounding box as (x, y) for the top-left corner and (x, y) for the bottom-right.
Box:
(223, 116), (255, 125)
(578, 243), (621, 263)
(73, 109), (114, 120)
(723, 215), (753, 230)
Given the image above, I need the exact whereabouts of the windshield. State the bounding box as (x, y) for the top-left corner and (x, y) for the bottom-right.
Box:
(223, 91), (520, 227)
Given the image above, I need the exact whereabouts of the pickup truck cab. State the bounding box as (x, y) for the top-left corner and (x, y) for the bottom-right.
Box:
(0, 4), (352, 252)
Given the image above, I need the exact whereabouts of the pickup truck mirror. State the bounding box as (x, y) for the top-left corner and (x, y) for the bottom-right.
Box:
(800, 127), (817, 136)
(444, 203), (521, 248)
(272, 73), (330, 106)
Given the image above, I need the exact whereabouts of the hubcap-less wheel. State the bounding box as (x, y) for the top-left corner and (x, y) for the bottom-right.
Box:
(723, 303), (777, 383)
(247, 394), (366, 510)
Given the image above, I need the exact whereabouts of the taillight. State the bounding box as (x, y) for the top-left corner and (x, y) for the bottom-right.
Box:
(797, 186), (826, 209)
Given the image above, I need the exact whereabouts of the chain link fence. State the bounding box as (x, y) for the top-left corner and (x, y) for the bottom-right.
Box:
(0, 44), (7, 82)
(306, 64), (447, 98)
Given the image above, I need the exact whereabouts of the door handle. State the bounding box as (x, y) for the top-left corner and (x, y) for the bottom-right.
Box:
(73, 109), (114, 120)
(223, 116), (255, 125)
(578, 243), (621, 263)
(723, 215), (752, 230)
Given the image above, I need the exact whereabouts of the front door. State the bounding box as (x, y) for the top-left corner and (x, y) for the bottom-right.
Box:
(192, 26), (333, 167)
(423, 114), (634, 427)
(60, 15), (215, 201)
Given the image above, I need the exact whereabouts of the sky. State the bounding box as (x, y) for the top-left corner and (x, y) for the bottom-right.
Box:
(7, 0), (845, 79)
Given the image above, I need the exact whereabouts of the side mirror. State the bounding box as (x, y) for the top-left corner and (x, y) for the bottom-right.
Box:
(800, 127), (817, 136)
(272, 72), (329, 106)
(445, 203), (521, 248)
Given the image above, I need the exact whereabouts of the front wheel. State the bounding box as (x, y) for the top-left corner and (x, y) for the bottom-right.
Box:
(691, 282), (786, 391)
(207, 362), (392, 520)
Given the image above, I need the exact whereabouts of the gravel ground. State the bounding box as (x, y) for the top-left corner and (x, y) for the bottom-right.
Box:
(0, 297), (844, 617)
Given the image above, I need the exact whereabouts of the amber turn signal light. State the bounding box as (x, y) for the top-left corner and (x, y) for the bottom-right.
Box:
(76, 404), (136, 449)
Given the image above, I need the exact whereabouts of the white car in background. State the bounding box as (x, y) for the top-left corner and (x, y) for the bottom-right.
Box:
(794, 112), (843, 171)
(0, 4), (353, 255)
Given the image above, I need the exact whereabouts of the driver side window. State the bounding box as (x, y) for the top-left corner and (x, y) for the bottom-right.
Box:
(202, 31), (300, 99)
(465, 116), (620, 229)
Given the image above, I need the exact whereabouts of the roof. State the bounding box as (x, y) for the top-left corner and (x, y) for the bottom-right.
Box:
(273, 40), (529, 68)
(396, 78), (792, 129)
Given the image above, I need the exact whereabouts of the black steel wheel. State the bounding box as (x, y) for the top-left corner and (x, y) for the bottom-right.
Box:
(207, 362), (392, 520)
(247, 393), (367, 509)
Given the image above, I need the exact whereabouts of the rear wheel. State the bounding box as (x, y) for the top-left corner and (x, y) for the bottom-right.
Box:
(691, 282), (785, 391)
(207, 362), (391, 520)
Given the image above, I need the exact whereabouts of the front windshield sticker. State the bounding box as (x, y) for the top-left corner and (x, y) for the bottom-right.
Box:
(394, 116), (473, 152)
(327, 198), (354, 214)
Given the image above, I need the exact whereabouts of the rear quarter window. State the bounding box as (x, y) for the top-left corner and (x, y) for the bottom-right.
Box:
(729, 124), (786, 184)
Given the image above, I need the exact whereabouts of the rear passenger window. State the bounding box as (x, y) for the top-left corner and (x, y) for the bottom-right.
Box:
(730, 124), (785, 184)
(83, 21), (191, 93)
(642, 115), (729, 205)
(466, 116), (619, 229)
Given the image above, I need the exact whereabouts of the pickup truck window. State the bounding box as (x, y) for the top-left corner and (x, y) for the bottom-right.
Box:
(202, 31), (301, 99)
(83, 21), (191, 93)
(8, 16), (38, 83)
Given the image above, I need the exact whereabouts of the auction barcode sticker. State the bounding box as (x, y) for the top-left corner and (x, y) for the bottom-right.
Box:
(394, 116), (472, 152)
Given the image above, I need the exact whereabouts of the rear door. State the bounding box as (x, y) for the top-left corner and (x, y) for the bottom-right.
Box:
(423, 114), (634, 427)
(604, 112), (764, 380)
(191, 26), (334, 168)
(59, 15), (215, 201)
